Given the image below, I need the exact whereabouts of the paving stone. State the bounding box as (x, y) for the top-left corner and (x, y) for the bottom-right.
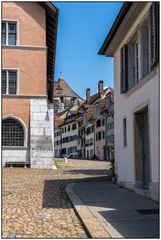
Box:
(2, 158), (111, 238)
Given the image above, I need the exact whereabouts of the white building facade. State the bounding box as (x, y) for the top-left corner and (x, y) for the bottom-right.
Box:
(61, 121), (78, 156)
(99, 2), (159, 201)
(54, 110), (79, 157)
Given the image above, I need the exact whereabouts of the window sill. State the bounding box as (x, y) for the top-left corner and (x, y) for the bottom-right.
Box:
(2, 94), (17, 96)
(2, 44), (17, 47)
(2, 45), (47, 50)
(2, 95), (47, 99)
(125, 67), (157, 97)
(2, 146), (28, 150)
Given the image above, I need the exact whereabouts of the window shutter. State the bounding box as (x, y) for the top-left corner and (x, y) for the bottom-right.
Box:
(120, 44), (128, 93)
(149, 2), (159, 69)
(139, 26), (149, 78)
(127, 42), (135, 88)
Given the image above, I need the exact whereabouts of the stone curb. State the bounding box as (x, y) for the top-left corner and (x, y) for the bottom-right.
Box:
(66, 183), (111, 239)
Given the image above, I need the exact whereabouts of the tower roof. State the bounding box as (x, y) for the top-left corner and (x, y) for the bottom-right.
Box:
(53, 78), (83, 100)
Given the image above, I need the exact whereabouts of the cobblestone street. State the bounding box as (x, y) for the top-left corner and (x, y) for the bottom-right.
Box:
(2, 159), (111, 238)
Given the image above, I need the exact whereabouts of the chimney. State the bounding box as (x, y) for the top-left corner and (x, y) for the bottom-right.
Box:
(98, 80), (103, 93)
(86, 88), (90, 104)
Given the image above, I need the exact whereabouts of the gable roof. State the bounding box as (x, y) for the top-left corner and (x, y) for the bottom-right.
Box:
(53, 78), (83, 100)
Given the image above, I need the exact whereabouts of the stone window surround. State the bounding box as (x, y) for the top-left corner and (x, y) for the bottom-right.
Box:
(2, 68), (19, 95)
(2, 19), (19, 46)
(2, 114), (28, 148)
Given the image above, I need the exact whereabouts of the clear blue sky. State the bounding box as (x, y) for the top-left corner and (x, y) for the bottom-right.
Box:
(54, 2), (123, 98)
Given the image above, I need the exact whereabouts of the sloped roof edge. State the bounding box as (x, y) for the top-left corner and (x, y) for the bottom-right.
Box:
(98, 2), (132, 55)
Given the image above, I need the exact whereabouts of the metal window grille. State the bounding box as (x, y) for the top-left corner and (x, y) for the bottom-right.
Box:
(2, 71), (7, 94)
(2, 118), (24, 146)
(8, 71), (17, 94)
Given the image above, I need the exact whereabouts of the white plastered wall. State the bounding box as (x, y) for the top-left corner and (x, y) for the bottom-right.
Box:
(112, 3), (159, 200)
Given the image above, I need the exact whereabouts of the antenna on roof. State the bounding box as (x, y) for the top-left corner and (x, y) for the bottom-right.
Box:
(60, 70), (63, 79)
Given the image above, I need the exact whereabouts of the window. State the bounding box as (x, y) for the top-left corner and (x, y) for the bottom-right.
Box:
(2, 21), (17, 46)
(94, 105), (100, 118)
(102, 118), (105, 126)
(102, 131), (105, 139)
(96, 119), (101, 128)
(96, 132), (101, 141)
(120, 3), (159, 93)
(123, 118), (127, 147)
(2, 118), (24, 146)
(2, 70), (17, 95)
(86, 125), (93, 135)
(72, 123), (76, 130)
(2, 71), (7, 94)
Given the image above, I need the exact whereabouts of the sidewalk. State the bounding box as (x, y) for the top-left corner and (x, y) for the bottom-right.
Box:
(66, 180), (159, 238)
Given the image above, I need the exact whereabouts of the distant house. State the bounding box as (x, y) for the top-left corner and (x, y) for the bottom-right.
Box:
(76, 92), (95, 159)
(54, 104), (80, 157)
(54, 80), (112, 160)
(102, 90), (114, 161)
(53, 77), (83, 115)
(2, 2), (58, 168)
(99, 2), (159, 201)
(93, 81), (111, 160)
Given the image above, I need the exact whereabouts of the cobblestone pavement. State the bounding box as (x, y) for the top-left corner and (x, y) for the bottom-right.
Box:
(2, 159), (111, 238)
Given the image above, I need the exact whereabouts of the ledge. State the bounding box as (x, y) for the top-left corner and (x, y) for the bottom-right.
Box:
(2, 95), (47, 99)
(2, 147), (29, 150)
(2, 45), (47, 51)
(126, 68), (157, 97)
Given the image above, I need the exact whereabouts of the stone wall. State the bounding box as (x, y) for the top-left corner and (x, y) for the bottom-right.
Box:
(2, 149), (29, 166)
(30, 98), (54, 169)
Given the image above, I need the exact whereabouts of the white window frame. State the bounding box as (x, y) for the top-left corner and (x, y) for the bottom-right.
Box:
(2, 68), (19, 95)
(2, 19), (19, 46)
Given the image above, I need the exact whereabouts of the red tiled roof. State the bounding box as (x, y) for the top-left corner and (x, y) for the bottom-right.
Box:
(53, 78), (83, 99)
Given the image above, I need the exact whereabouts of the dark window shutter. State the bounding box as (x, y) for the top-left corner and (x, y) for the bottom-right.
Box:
(120, 44), (128, 93)
(150, 2), (159, 69)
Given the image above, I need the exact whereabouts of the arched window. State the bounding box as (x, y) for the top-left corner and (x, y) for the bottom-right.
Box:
(2, 118), (24, 146)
